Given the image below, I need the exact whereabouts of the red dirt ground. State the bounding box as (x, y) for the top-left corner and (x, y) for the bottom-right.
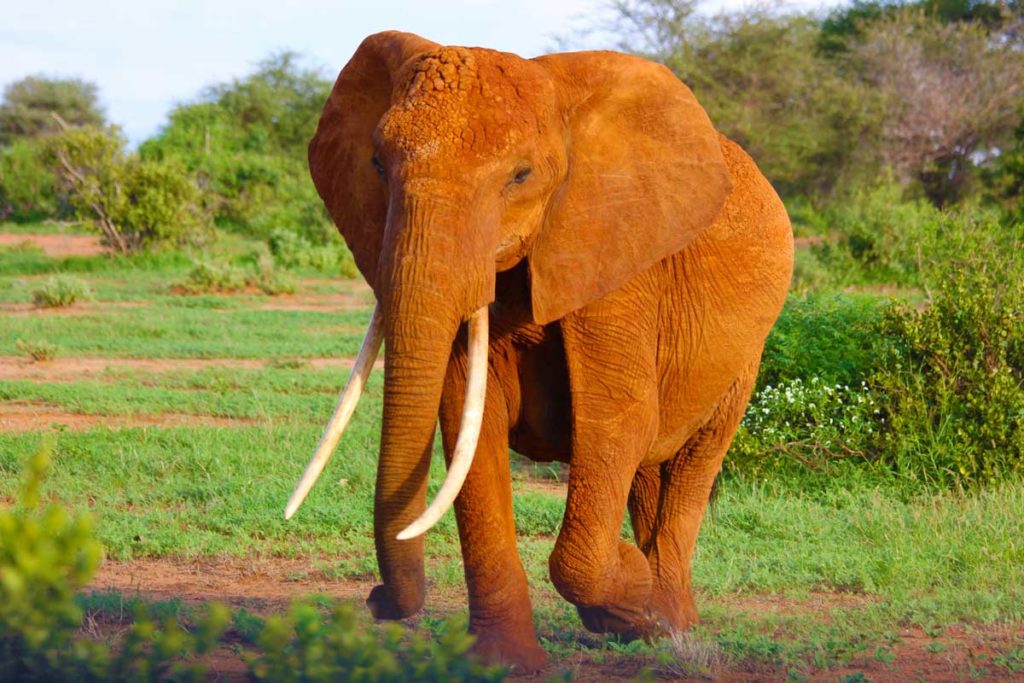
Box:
(0, 400), (258, 433)
(0, 355), (380, 383)
(0, 232), (105, 257)
(82, 557), (1024, 682)
(0, 301), (146, 316)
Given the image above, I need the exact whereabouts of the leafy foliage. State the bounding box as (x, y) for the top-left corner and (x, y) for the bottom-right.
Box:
(46, 126), (211, 252)
(871, 262), (1024, 486)
(140, 53), (333, 240)
(0, 139), (61, 222)
(268, 228), (359, 276)
(31, 274), (92, 308)
(609, 3), (879, 198)
(0, 76), (104, 145)
(607, 0), (1024, 205)
(989, 106), (1024, 222)
(0, 445), (229, 681)
(843, 7), (1024, 204)
(730, 378), (881, 478)
(248, 604), (505, 682)
(757, 293), (884, 392)
(175, 255), (297, 295)
(812, 181), (1019, 287)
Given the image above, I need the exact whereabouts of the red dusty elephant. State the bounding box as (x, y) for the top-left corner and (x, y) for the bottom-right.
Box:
(285, 31), (793, 672)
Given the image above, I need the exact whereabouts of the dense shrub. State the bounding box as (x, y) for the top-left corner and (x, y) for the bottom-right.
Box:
(871, 263), (1024, 487)
(729, 378), (880, 479)
(0, 445), (229, 681)
(1, 448), (505, 681)
(0, 139), (61, 221)
(757, 292), (884, 392)
(813, 182), (1020, 287)
(249, 604), (505, 682)
(268, 228), (359, 276)
(46, 126), (212, 252)
(139, 53), (334, 241)
(32, 274), (92, 308)
(175, 256), (296, 296)
(989, 106), (1024, 222)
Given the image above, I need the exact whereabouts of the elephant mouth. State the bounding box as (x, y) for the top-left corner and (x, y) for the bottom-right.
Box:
(284, 302), (490, 540)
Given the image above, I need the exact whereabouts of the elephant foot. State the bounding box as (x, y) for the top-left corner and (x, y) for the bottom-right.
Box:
(577, 602), (660, 640)
(471, 631), (548, 674)
(366, 583), (423, 620)
(648, 582), (700, 633)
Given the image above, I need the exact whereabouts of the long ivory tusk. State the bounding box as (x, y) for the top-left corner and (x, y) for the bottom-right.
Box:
(396, 307), (489, 540)
(284, 304), (383, 520)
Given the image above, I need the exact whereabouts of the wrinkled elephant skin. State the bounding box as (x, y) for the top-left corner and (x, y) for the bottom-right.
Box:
(304, 31), (794, 672)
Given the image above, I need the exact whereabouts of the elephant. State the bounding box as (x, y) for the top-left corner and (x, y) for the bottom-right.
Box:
(284, 31), (793, 672)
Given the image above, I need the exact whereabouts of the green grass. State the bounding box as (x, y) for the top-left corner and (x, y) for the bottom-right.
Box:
(0, 306), (371, 358)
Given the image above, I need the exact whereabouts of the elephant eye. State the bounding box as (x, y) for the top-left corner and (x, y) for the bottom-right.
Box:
(371, 155), (385, 178)
(512, 166), (532, 185)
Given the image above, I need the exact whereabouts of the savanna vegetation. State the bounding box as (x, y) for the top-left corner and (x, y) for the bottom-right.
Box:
(1, 0), (1023, 679)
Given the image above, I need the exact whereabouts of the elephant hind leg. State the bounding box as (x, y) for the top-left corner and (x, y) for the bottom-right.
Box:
(647, 362), (759, 632)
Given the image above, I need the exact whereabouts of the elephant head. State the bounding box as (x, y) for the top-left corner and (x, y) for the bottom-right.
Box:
(285, 31), (732, 618)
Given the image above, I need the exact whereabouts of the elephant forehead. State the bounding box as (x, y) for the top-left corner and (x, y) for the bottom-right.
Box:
(379, 47), (546, 161)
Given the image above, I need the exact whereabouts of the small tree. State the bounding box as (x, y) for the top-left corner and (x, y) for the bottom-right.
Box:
(848, 8), (1024, 204)
(0, 76), (104, 146)
(47, 122), (211, 252)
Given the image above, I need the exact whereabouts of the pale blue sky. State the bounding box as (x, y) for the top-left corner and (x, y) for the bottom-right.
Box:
(1, 0), (841, 145)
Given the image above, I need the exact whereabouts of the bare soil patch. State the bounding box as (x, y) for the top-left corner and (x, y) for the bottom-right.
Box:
(0, 301), (147, 317)
(83, 557), (1024, 681)
(0, 401), (258, 433)
(0, 355), (378, 382)
(256, 292), (375, 312)
(0, 232), (105, 258)
(88, 556), (381, 609)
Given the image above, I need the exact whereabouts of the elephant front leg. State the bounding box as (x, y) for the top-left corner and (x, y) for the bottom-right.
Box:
(439, 348), (547, 673)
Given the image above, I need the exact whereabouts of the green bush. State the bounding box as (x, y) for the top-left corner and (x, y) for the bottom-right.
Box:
(268, 228), (359, 276)
(248, 603), (505, 683)
(813, 183), (1018, 287)
(175, 256), (296, 296)
(757, 293), (884, 392)
(31, 274), (92, 308)
(871, 263), (1024, 487)
(15, 338), (58, 363)
(729, 377), (880, 479)
(0, 445), (229, 681)
(0, 139), (61, 222)
(138, 53), (335, 241)
(175, 260), (248, 294)
(46, 126), (211, 252)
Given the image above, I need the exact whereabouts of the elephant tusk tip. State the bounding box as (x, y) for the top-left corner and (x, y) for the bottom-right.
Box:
(395, 526), (422, 541)
(284, 501), (299, 520)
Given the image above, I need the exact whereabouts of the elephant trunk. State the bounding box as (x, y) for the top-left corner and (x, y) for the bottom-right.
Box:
(370, 187), (494, 617)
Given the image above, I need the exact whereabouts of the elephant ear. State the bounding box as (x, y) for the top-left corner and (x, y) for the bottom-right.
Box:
(308, 31), (438, 291)
(528, 51), (732, 324)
